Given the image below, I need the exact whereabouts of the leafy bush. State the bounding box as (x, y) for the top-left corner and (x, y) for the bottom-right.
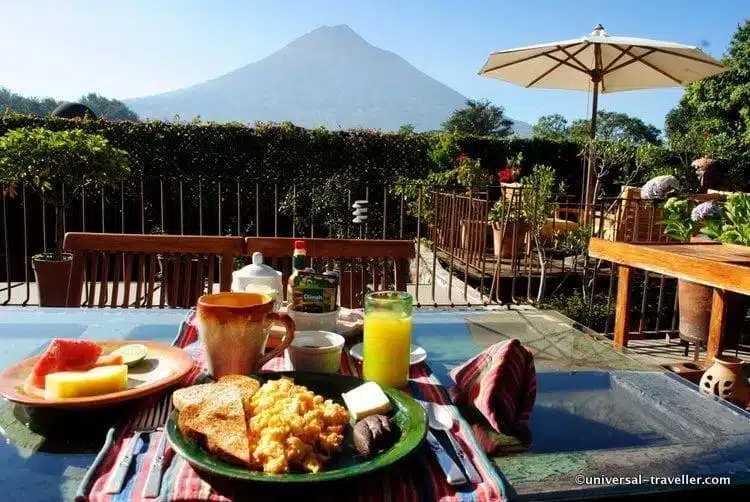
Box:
(0, 113), (585, 194)
(0, 127), (129, 258)
(393, 169), (458, 224)
(488, 198), (524, 223)
(539, 292), (615, 333)
(456, 153), (489, 194)
(552, 225), (591, 255)
(703, 193), (750, 245)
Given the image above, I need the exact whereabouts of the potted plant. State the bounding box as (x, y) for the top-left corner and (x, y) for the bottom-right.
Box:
(488, 198), (528, 258)
(0, 127), (129, 306)
(661, 195), (746, 352)
(499, 152), (522, 182)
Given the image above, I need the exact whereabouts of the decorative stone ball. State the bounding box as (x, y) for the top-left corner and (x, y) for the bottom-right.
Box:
(51, 102), (97, 119)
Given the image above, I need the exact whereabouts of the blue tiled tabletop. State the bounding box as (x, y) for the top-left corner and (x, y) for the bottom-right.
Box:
(0, 308), (748, 501)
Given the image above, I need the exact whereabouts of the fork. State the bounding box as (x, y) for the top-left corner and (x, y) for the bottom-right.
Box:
(142, 397), (175, 498)
(105, 393), (174, 494)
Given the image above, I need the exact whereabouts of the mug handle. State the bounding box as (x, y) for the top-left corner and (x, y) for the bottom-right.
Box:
(259, 312), (296, 367)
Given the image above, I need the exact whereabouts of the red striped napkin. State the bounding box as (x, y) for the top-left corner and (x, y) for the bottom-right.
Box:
(449, 339), (536, 447)
(85, 312), (508, 502)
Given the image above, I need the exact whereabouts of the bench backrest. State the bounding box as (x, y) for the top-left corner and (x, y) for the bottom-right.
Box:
(63, 233), (245, 308)
(63, 233), (415, 309)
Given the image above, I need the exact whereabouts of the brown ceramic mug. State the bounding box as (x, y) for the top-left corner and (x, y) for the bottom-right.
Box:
(196, 292), (295, 378)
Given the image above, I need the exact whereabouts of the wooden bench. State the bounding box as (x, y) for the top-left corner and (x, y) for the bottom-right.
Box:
(63, 233), (415, 309)
(244, 237), (415, 308)
(63, 232), (245, 308)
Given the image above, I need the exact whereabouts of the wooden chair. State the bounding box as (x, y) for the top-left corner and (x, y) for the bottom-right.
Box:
(244, 237), (415, 308)
(63, 232), (245, 308)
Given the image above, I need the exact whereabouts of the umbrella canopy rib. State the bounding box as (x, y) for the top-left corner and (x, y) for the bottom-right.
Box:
(654, 47), (727, 68)
(556, 45), (593, 74)
(620, 46), (683, 84)
(604, 48), (656, 74)
(603, 45), (633, 72)
(533, 45), (591, 87)
(542, 45), (592, 75)
(480, 43), (579, 74)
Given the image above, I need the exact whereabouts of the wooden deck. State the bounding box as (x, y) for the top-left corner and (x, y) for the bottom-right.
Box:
(433, 246), (611, 281)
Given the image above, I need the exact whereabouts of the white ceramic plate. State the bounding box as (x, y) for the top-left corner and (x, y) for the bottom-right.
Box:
(348, 343), (427, 366)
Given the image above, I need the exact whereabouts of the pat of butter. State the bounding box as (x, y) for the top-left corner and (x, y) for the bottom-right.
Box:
(341, 381), (392, 421)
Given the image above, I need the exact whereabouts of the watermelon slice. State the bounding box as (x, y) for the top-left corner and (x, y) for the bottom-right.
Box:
(30, 339), (103, 388)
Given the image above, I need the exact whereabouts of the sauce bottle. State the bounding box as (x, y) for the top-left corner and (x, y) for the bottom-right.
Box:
(287, 240), (306, 305)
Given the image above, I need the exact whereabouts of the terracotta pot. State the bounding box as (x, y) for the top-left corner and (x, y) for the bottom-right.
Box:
(677, 280), (712, 345)
(32, 254), (73, 307)
(699, 356), (750, 408)
(460, 220), (491, 251)
(492, 221), (528, 258)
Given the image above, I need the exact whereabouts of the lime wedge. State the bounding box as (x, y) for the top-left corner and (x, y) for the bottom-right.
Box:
(111, 344), (149, 367)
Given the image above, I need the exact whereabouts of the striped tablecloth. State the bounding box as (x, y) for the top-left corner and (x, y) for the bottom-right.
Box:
(86, 312), (507, 501)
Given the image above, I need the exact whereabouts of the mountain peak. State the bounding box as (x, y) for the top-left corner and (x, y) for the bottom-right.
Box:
(288, 24), (369, 50)
(126, 25), (531, 135)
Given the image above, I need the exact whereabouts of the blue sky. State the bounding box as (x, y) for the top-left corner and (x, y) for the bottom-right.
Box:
(1, 0), (747, 129)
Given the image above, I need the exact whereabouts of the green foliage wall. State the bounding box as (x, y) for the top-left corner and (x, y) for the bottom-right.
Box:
(0, 113), (583, 190)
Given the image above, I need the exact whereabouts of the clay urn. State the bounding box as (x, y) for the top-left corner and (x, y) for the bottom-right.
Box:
(698, 356), (750, 408)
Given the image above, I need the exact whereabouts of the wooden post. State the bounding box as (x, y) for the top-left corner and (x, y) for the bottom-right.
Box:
(614, 265), (633, 349)
(706, 288), (728, 364)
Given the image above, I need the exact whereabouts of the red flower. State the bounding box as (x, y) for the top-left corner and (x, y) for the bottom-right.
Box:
(456, 152), (468, 164)
(498, 167), (516, 183)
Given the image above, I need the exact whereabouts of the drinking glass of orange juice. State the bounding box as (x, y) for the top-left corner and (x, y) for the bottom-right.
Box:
(363, 291), (413, 388)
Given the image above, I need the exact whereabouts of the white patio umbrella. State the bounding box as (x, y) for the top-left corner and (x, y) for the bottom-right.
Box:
(478, 24), (727, 205)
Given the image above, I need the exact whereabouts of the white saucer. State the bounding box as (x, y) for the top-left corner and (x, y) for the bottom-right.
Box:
(348, 343), (427, 366)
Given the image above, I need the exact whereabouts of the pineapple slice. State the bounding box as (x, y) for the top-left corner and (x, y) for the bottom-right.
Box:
(44, 365), (129, 399)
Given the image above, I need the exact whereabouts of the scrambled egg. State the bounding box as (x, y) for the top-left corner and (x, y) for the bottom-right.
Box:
(247, 378), (349, 473)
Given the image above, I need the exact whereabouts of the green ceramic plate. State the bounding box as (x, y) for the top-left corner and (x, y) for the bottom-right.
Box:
(166, 372), (428, 483)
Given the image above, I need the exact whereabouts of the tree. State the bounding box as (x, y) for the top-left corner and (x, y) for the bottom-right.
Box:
(665, 20), (750, 189)
(442, 99), (513, 137)
(79, 93), (139, 121)
(568, 110), (661, 145)
(0, 128), (130, 259)
(521, 165), (557, 302)
(0, 88), (58, 116)
(397, 123), (416, 134)
(0, 88), (139, 121)
(532, 114), (569, 140)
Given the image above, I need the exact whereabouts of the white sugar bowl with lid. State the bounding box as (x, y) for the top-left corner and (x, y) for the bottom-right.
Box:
(231, 252), (283, 310)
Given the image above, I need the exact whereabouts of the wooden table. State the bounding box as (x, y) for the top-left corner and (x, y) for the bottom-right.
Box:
(589, 238), (750, 362)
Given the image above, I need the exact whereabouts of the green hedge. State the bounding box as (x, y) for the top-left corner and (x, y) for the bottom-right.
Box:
(0, 113), (583, 189)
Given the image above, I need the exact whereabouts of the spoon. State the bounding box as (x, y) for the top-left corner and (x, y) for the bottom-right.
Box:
(426, 403), (483, 484)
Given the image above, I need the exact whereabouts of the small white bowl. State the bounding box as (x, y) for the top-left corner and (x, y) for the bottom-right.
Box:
(287, 308), (340, 333)
(288, 331), (345, 374)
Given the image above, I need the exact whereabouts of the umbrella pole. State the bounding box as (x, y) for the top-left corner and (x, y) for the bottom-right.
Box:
(583, 79), (600, 223)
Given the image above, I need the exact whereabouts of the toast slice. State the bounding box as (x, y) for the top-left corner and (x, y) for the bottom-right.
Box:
(217, 375), (261, 415)
(173, 383), (251, 466)
(173, 383), (231, 411)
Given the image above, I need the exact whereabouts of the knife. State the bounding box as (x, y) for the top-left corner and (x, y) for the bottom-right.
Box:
(442, 429), (482, 484)
(424, 430), (467, 486)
